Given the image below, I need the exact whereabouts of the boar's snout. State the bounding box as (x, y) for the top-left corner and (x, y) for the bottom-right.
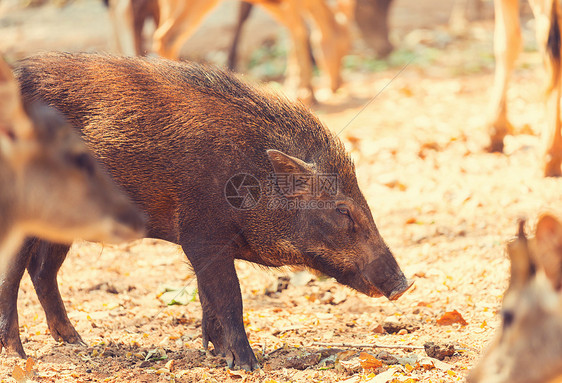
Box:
(363, 258), (413, 301)
(387, 278), (414, 301)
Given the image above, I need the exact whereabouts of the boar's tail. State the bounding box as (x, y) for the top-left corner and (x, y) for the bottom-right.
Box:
(547, 0), (561, 93)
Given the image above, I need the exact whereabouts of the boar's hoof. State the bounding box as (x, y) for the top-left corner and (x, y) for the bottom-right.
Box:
(0, 335), (27, 359)
(202, 314), (227, 355)
(49, 323), (86, 346)
(226, 350), (259, 371)
(202, 314), (259, 370)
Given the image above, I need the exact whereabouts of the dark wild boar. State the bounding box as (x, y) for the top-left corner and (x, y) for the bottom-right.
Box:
(12, 53), (412, 370)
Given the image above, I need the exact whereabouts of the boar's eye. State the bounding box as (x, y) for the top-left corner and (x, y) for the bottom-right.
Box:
(336, 205), (350, 216)
(501, 309), (514, 328)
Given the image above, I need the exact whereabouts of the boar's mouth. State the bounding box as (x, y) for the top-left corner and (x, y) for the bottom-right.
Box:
(336, 269), (413, 300)
(362, 258), (414, 300)
(308, 253), (413, 301)
(386, 278), (414, 300)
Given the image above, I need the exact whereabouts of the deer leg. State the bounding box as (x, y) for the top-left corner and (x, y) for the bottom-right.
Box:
(487, 0), (521, 152)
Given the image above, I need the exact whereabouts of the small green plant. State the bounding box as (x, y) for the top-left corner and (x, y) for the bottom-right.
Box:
(159, 285), (198, 306)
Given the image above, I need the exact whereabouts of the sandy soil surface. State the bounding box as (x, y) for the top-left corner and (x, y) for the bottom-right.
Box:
(0, 0), (558, 382)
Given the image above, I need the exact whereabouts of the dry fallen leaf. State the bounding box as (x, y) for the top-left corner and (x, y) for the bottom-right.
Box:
(227, 369), (246, 378)
(165, 359), (175, 372)
(417, 357), (453, 371)
(359, 352), (383, 370)
(339, 376), (361, 383)
(364, 367), (400, 383)
(12, 366), (27, 383)
(418, 358), (435, 370)
(399, 85), (414, 97)
(12, 358), (35, 383)
(436, 310), (468, 326)
(339, 358), (362, 372)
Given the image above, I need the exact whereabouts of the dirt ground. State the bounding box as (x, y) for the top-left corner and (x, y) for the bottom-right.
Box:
(0, 0), (558, 382)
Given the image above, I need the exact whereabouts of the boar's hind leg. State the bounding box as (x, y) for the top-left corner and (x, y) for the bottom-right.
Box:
(184, 246), (258, 371)
(27, 240), (84, 345)
(0, 240), (31, 357)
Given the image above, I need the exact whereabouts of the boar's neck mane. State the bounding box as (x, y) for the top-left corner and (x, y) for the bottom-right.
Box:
(17, 53), (355, 181)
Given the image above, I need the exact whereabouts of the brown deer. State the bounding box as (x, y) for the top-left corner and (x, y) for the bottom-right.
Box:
(467, 215), (562, 383)
(104, 0), (160, 56)
(227, 0), (393, 70)
(106, 0), (392, 76)
(487, 0), (562, 177)
(108, 0), (353, 104)
(0, 56), (146, 276)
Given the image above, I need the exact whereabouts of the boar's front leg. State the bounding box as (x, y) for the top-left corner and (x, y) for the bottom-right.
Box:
(184, 244), (258, 370)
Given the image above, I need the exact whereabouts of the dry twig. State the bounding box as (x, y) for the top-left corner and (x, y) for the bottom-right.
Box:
(311, 342), (425, 350)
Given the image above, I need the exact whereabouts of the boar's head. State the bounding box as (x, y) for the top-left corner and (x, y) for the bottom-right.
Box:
(261, 148), (413, 301)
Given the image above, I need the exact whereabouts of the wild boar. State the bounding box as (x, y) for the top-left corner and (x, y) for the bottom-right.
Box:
(11, 53), (412, 369)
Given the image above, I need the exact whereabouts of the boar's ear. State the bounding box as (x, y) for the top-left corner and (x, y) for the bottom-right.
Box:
(534, 214), (562, 290)
(266, 149), (314, 175)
